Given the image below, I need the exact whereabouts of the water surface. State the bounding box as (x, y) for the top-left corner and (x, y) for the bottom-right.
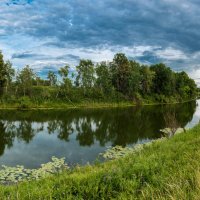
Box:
(0, 100), (199, 168)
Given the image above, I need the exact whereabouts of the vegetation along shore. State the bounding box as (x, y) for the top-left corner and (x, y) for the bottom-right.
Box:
(0, 123), (200, 199)
(0, 51), (198, 109)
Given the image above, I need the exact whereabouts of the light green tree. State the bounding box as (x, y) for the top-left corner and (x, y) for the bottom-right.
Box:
(95, 62), (113, 95)
(58, 65), (72, 92)
(4, 61), (15, 94)
(76, 60), (95, 93)
(17, 65), (35, 96)
(47, 71), (57, 86)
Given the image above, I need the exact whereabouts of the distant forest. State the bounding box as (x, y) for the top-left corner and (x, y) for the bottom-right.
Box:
(0, 51), (198, 107)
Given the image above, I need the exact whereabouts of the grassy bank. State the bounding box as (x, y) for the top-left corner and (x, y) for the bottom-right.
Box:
(1, 124), (200, 199)
(0, 97), (197, 110)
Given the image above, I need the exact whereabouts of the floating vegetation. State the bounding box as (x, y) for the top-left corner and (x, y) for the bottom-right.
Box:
(0, 157), (68, 185)
(101, 138), (167, 160)
(160, 127), (186, 138)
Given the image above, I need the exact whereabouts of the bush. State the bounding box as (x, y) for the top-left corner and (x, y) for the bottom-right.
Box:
(17, 96), (32, 110)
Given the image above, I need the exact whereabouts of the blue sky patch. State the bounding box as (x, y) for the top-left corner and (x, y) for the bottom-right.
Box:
(0, 0), (200, 82)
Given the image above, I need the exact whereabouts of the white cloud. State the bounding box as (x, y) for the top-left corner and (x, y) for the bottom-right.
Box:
(155, 47), (188, 61)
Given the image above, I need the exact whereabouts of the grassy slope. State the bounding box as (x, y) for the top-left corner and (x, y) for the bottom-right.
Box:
(1, 125), (200, 199)
(0, 98), (196, 110)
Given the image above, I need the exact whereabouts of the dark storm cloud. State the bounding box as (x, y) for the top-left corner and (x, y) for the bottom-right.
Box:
(1, 0), (200, 81)
(56, 54), (80, 62)
(2, 0), (200, 52)
(12, 51), (80, 62)
(12, 52), (47, 59)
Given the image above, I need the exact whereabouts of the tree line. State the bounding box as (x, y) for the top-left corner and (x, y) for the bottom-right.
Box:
(0, 51), (197, 106)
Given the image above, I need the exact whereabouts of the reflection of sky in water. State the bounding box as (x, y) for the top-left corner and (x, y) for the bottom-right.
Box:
(0, 101), (199, 169)
(186, 100), (200, 128)
(0, 121), (109, 168)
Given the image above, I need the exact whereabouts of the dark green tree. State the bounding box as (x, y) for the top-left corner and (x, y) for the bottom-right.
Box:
(140, 65), (155, 94)
(150, 63), (175, 96)
(128, 60), (142, 97)
(176, 72), (197, 98)
(111, 53), (130, 95)
(0, 51), (7, 96)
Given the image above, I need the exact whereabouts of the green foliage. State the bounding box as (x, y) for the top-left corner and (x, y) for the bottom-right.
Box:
(76, 59), (95, 90)
(0, 51), (197, 107)
(150, 63), (176, 95)
(111, 53), (130, 95)
(1, 124), (200, 199)
(17, 96), (32, 109)
(16, 65), (35, 96)
(95, 62), (113, 95)
(47, 71), (57, 86)
(128, 60), (141, 97)
(0, 52), (15, 96)
(140, 65), (155, 94)
(58, 65), (72, 91)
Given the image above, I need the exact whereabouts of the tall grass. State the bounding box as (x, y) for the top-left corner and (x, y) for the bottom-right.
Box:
(1, 124), (200, 199)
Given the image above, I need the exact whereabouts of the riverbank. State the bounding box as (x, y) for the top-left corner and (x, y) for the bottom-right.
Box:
(0, 97), (197, 110)
(1, 123), (200, 199)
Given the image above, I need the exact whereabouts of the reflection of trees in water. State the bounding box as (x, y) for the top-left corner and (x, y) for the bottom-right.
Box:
(0, 101), (197, 156)
(47, 119), (74, 141)
(0, 121), (44, 156)
(75, 117), (96, 146)
(0, 121), (15, 156)
(16, 121), (38, 143)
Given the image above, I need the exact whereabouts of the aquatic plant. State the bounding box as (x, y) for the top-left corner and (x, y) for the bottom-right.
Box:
(160, 127), (185, 138)
(0, 156), (68, 185)
(101, 138), (167, 160)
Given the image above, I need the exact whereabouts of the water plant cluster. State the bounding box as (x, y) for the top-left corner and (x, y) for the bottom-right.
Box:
(101, 138), (167, 160)
(0, 157), (68, 185)
(0, 125), (200, 199)
(0, 138), (167, 185)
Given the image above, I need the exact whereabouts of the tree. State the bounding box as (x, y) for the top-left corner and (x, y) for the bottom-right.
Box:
(58, 65), (72, 92)
(111, 53), (130, 95)
(128, 60), (141, 97)
(47, 71), (57, 86)
(95, 62), (113, 95)
(0, 51), (7, 96)
(4, 61), (15, 94)
(150, 63), (175, 96)
(140, 65), (155, 94)
(176, 72), (197, 98)
(75, 59), (95, 92)
(17, 65), (35, 96)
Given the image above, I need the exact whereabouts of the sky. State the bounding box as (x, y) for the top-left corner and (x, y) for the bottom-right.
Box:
(1, 0), (200, 84)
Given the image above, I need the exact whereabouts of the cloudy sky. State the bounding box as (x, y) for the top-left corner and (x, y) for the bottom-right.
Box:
(1, 0), (200, 84)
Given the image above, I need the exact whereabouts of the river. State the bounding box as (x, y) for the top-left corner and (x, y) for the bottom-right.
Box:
(0, 100), (199, 168)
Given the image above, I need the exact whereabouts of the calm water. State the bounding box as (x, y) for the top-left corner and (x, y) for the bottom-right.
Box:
(0, 100), (199, 169)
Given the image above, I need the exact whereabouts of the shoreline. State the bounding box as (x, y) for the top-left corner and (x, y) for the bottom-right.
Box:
(1, 124), (200, 199)
(0, 98), (197, 110)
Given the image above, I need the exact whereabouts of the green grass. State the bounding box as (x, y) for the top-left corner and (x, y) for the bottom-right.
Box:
(0, 101), (137, 110)
(1, 125), (200, 199)
(0, 98), (196, 110)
